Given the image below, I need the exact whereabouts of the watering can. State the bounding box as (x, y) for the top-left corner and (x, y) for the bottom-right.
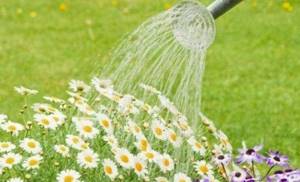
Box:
(208, 0), (242, 19)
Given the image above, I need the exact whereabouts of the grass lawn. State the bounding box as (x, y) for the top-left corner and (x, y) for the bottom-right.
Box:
(0, 0), (299, 167)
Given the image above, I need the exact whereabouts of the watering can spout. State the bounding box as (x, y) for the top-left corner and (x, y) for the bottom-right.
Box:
(208, 0), (243, 19)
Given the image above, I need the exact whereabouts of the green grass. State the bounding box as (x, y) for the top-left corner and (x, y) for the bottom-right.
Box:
(0, 0), (299, 167)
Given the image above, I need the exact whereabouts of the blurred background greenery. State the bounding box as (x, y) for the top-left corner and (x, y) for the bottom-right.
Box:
(0, 0), (299, 165)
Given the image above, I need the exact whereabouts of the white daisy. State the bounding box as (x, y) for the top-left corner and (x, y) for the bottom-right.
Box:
(22, 155), (43, 170)
(1, 121), (24, 136)
(155, 176), (169, 182)
(103, 134), (119, 149)
(75, 119), (99, 139)
(135, 136), (151, 152)
(0, 141), (16, 153)
(0, 152), (22, 168)
(65, 135), (89, 150)
(32, 103), (57, 113)
(57, 169), (81, 182)
(0, 114), (7, 124)
(126, 120), (143, 138)
(102, 159), (118, 180)
(133, 156), (148, 177)
(14, 86), (38, 96)
(96, 113), (113, 133)
(34, 113), (57, 130)
(175, 118), (193, 137)
(158, 94), (179, 115)
(194, 160), (214, 177)
(77, 149), (99, 169)
(50, 111), (66, 126)
(67, 91), (88, 105)
(118, 95), (139, 114)
(43, 96), (65, 104)
(54, 144), (70, 157)
(69, 80), (90, 93)
(7, 177), (24, 182)
(156, 153), (174, 173)
(115, 148), (134, 169)
(151, 119), (167, 140)
(91, 77), (113, 92)
(20, 138), (42, 154)
(140, 150), (159, 163)
(187, 136), (206, 155)
(167, 129), (182, 148)
(174, 172), (192, 182)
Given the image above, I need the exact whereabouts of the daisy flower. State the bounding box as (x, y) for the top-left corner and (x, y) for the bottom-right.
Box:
(34, 113), (57, 130)
(156, 153), (174, 173)
(118, 95), (139, 114)
(69, 80), (90, 93)
(1, 121), (24, 136)
(266, 151), (289, 167)
(14, 86), (38, 96)
(20, 138), (42, 154)
(187, 136), (206, 155)
(91, 77), (113, 92)
(151, 119), (167, 140)
(126, 120), (143, 138)
(155, 177), (169, 182)
(0, 141), (16, 153)
(7, 178), (24, 182)
(65, 135), (88, 150)
(102, 159), (118, 180)
(236, 143), (264, 164)
(0, 152), (22, 168)
(133, 156), (148, 177)
(97, 114), (113, 133)
(57, 169), (81, 182)
(158, 94), (179, 115)
(103, 134), (119, 148)
(175, 118), (193, 137)
(54, 144), (70, 157)
(194, 160), (213, 177)
(213, 153), (231, 166)
(115, 148), (134, 169)
(0, 114), (7, 124)
(75, 119), (99, 139)
(77, 149), (99, 169)
(140, 150), (159, 163)
(50, 111), (66, 126)
(174, 172), (192, 182)
(22, 155), (43, 170)
(32, 103), (57, 113)
(43, 96), (65, 104)
(167, 129), (182, 148)
(135, 136), (151, 152)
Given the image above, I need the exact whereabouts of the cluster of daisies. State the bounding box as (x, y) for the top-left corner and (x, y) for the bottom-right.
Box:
(0, 78), (298, 182)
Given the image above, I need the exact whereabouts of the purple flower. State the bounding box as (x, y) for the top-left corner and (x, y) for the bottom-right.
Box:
(267, 169), (300, 182)
(214, 153), (231, 166)
(236, 143), (264, 164)
(266, 151), (289, 167)
(230, 170), (247, 182)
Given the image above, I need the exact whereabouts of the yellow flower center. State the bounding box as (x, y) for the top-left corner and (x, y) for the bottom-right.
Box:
(41, 119), (49, 126)
(170, 133), (177, 141)
(120, 155), (129, 163)
(83, 125), (92, 133)
(104, 166), (113, 174)
(199, 165), (209, 174)
(29, 159), (38, 166)
(72, 137), (79, 144)
(140, 139), (148, 151)
(195, 142), (202, 149)
(64, 175), (74, 182)
(27, 141), (36, 148)
(101, 119), (110, 128)
(145, 152), (154, 159)
(1, 143), (9, 148)
(84, 155), (93, 163)
(8, 125), (16, 131)
(6, 157), (15, 164)
(163, 159), (170, 167)
(155, 127), (163, 136)
(135, 162), (143, 172)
